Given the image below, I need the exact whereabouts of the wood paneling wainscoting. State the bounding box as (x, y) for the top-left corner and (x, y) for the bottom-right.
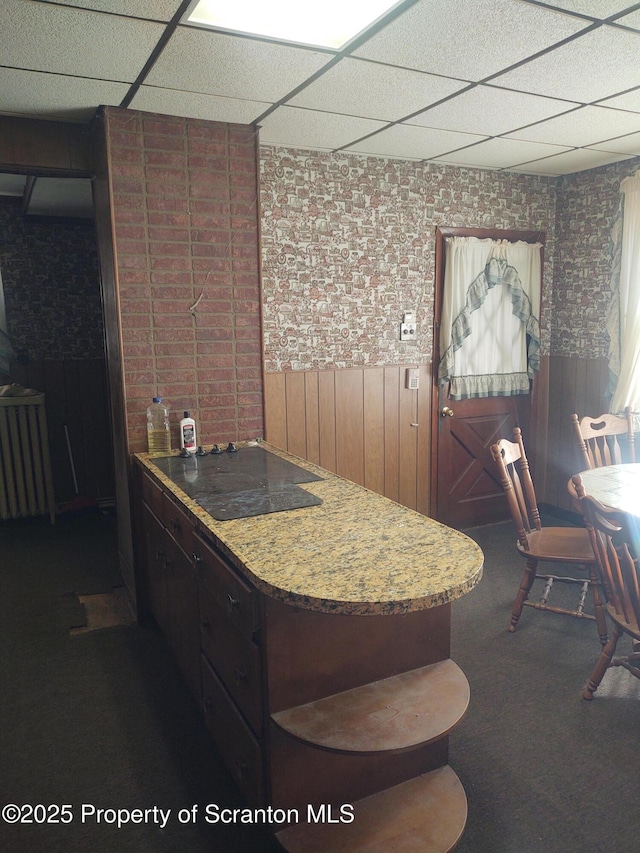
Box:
(264, 365), (434, 516)
(265, 356), (615, 524)
(9, 358), (114, 509)
(542, 354), (611, 512)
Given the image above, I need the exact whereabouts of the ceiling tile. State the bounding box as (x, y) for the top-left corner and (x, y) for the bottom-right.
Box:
(287, 58), (467, 122)
(345, 124), (487, 161)
(504, 104), (640, 147)
(131, 86), (268, 124)
(509, 148), (633, 175)
(526, 0), (635, 18)
(36, 0), (182, 21)
(2, 1), (165, 81)
(433, 137), (572, 169)
(588, 131), (640, 156)
(617, 9), (640, 31)
(491, 25), (640, 102)
(353, 0), (588, 81)
(406, 85), (578, 136)
(598, 89), (640, 113)
(0, 68), (129, 123)
(146, 27), (334, 103)
(258, 107), (387, 151)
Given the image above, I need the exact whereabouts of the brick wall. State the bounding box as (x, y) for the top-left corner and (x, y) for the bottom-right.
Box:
(103, 107), (263, 454)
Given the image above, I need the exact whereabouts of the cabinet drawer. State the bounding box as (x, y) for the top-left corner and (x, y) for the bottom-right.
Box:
(194, 533), (258, 641)
(141, 472), (164, 521)
(163, 493), (194, 557)
(201, 655), (264, 808)
(200, 584), (263, 734)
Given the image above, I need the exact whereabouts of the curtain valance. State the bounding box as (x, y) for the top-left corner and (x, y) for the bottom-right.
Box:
(438, 237), (542, 400)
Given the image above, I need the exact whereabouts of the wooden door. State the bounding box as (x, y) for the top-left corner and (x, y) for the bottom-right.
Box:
(432, 227), (543, 529)
(435, 391), (528, 528)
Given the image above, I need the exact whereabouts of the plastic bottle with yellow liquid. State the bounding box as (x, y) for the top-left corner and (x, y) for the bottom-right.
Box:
(146, 397), (171, 454)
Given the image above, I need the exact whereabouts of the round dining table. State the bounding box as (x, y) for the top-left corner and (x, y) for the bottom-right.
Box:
(575, 463), (640, 518)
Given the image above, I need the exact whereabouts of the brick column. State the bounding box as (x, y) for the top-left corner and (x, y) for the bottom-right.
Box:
(103, 106), (263, 454)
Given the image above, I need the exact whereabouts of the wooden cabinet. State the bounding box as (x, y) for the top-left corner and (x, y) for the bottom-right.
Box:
(195, 531), (263, 735)
(134, 453), (482, 851)
(201, 655), (264, 808)
(139, 472), (200, 701)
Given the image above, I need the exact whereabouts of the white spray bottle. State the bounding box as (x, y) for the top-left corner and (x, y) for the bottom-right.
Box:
(179, 411), (197, 454)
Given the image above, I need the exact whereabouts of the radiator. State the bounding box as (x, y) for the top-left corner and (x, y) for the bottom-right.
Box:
(0, 394), (56, 523)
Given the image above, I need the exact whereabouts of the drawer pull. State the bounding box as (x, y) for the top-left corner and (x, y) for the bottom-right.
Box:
(171, 518), (180, 533)
(233, 667), (247, 685)
(236, 761), (248, 779)
(201, 619), (211, 634)
(226, 592), (240, 612)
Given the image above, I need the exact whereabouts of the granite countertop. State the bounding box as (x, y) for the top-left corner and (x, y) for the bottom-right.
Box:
(135, 442), (483, 616)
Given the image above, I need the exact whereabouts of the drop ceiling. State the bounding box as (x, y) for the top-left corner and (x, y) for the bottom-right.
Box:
(4, 0), (640, 218)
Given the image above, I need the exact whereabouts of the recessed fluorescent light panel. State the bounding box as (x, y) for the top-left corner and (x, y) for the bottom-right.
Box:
(185, 0), (402, 50)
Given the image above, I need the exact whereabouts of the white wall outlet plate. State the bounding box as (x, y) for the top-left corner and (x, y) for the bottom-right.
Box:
(400, 322), (417, 341)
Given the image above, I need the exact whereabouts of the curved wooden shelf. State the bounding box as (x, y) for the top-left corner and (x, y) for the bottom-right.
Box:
(276, 765), (467, 853)
(271, 659), (469, 754)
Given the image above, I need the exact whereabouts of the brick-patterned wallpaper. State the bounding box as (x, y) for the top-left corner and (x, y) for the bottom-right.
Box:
(0, 197), (102, 361)
(553, 156), (640, 359)
(260, 148), (557, 371)
(104, 107), (263, 453)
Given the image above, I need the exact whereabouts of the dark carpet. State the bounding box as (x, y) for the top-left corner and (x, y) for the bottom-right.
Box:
(0, 513), (279, 853)
(1, 511), (639, 852)
(453, 517), (640, 853)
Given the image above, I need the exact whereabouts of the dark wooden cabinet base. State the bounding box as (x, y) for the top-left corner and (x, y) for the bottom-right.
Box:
(134, 454), (480, 851)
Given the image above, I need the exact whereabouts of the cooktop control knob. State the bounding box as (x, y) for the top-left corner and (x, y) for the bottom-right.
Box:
(211, 444), (223, 454)
(226, 442), (237, 452)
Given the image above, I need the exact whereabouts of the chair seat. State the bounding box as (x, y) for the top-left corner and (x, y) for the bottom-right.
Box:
(517, 526), (596, 564)
(492, 428), (607, 640)
(605, 603), (640, 643)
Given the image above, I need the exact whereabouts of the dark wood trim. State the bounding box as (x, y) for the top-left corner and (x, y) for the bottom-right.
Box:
(0, 115), (94, 175)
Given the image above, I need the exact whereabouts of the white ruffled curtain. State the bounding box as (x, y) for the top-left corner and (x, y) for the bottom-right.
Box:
(608, 172), (640, 414)
(438, 237), (542, 400)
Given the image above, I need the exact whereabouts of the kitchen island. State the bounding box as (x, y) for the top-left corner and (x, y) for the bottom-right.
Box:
(134, 442), (483, 852)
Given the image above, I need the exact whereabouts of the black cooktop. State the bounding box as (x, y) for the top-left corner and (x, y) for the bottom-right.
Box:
(151, 445), (323, 520)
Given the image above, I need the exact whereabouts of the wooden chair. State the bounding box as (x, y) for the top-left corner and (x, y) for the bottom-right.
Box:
(490, 427), (607, 642)
(573, 474), (640, 700)
(571, 408), (635, 470)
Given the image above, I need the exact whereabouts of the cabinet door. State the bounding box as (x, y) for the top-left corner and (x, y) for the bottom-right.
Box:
(201, 655), (264, 809)
(141, 502), (201, 702)
(163, 493), (195, 557)
(163, 533), (202, 702)
(142, 503), (170, 633)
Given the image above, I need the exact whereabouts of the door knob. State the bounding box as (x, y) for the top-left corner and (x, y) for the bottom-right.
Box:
(441, 406), (454, 417)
